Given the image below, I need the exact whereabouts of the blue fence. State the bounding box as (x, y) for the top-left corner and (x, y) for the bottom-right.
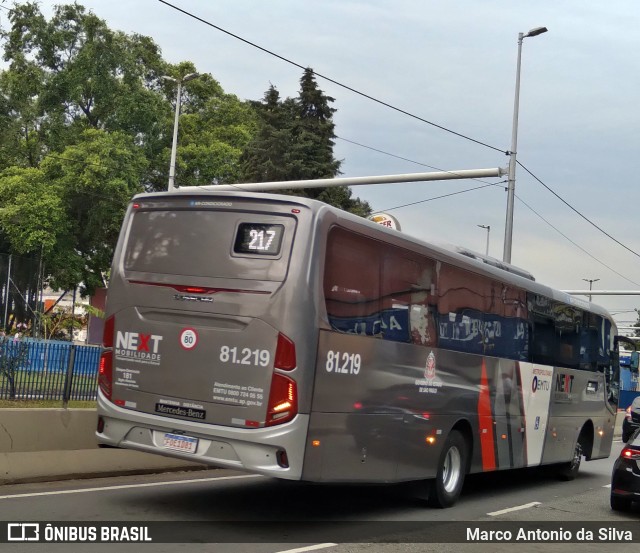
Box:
(0, 338), (101, 401)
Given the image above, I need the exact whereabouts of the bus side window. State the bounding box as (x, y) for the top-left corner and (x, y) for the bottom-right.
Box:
(323, 228), (382, 335)
(579, 327), (599, 371)
(436, 264), (487, 356)
(382, 252), (437, 346)
(531, 317), (556, 366)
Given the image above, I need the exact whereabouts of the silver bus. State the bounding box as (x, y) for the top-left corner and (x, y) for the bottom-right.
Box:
(97, 190), (623, 507)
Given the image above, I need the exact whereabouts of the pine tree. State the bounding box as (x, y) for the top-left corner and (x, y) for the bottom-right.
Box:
(240, 68), (370, 216)
(288, 67), (341, 183)
(240, 85), (292, 182)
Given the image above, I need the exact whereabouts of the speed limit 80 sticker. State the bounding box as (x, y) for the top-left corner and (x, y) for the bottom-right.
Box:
(179, 328), (198, 350)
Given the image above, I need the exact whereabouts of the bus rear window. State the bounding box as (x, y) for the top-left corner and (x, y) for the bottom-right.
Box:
(123, 210), (292, 280)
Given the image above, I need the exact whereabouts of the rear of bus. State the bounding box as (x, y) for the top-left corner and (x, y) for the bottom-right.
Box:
(96, 191), (319, 479)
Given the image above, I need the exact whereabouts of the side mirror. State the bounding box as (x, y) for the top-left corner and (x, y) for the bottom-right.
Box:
(631, 351), (639, 374)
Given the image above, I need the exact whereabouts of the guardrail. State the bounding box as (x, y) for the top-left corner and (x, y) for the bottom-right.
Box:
(0, 338), (100, 402)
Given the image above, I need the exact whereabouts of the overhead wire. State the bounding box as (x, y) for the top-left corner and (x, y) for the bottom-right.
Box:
(371, 182), (504, 214)
(7, 0), (638, 279)
(513, 193), (640, 287)
(336, 136), (503, 185)
(156, 0), (505, 154)
(518, 160), (640, 260)
(338, 137), (640, 286)
(156, 0), (640, 270)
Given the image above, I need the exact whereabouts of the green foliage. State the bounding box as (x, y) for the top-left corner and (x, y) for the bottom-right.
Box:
(0, 3), (369, 298)
(241, 69), (371, 216)
(0, 166), (66, 254)
(40, 128), (148, 292)
(0, 2), (259, 294)
(39, 305), (85, 340)
(0, 399), (96, 408)
(171, 74), (258, 187)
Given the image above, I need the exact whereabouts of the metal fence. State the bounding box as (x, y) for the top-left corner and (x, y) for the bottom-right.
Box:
(0, 252), (41, 333)
(0, 338), (100, 402)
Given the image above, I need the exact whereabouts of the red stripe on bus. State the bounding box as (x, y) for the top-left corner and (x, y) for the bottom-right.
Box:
(478, 359), (496, 471)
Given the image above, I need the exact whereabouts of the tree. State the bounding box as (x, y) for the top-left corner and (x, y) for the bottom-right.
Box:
(241, 69), (371, 216)
(0, 3), (257, 192)
(0, 166), (66, 256)
(39, 305), (86, 341)
(0, 2), (259, 301)
(165, 68), (258, 188)
(41, 128), (148, 293)
(288, 67), (342, 183)
(632, 309), (640, 338)
(0, 127), (147, 296)
(240, 85), (292, 183)
(0, 2), (168, 172)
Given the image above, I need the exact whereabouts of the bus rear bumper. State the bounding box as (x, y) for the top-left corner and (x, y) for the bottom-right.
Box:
(96, 392), (308, 480)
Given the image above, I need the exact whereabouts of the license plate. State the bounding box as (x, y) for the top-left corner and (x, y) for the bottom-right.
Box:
(162, 433), (198, 454)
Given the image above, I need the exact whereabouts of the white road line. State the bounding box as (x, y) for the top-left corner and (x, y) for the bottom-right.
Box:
(603, 484), (612, 488)
(0, 474), (263, 500)
(487, 501), (541, 516)
(275, 544), (337, 553)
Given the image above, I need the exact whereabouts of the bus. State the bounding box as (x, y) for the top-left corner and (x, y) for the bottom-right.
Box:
(96, 189), (624, 508)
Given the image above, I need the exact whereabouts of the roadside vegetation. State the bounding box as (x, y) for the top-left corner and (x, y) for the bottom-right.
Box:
(0, 399), (96, 408)
(0, 1), (370, 324)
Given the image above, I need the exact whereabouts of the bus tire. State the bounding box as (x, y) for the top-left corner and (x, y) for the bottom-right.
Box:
(558, 439), (583, 481)
(427, 430), (467, 508)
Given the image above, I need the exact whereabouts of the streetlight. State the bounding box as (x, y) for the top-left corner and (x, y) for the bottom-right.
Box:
(162, 72), (200, 191)
(503, 26), (548, 264)
(582, 278), (600, 302)
(477, 224), (490, 256)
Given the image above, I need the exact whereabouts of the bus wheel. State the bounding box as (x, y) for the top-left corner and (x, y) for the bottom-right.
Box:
(427, 430), (467, 508)
(558, 439), (583, 481)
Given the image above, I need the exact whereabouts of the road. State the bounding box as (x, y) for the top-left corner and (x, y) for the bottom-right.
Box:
(0, 440), (637, 552)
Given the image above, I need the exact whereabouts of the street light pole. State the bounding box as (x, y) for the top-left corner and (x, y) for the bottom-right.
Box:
(582, 278), (600, 302)
(503, 26), (548, 264)
(477, 224), (490, 256)
(163, 72), (200, 192)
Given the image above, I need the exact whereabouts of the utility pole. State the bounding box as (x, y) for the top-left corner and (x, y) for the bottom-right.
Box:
(477, 225), (490, 256)
(503, 26), (548, 263)
(582, 278), (600, 302)
(162, 72), (200, 191)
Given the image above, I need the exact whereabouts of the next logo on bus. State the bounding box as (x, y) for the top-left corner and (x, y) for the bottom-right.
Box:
(555, 373), (575, 394)
(116, 331), (163, 353)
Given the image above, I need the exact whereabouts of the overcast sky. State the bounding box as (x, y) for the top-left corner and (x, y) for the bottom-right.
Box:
(27, 1), (640, 329)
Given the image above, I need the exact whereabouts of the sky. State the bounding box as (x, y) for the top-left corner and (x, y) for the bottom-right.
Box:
(11, 1), (640, 330)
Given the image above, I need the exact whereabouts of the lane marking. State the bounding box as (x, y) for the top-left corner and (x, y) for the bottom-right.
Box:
(0, 474), (263, 500)
(487, 501), (541, 516)
(275, 545), (337, 553)
(603, 484), (612, 488)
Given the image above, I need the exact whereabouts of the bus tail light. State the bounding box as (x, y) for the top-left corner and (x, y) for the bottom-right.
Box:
(98, 316), (115, 401)
(274, 333), (296, 370)
(265, 373), (297, 426)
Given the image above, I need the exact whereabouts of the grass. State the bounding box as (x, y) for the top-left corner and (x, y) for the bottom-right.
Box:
(0, 371), (97, 389)
(0, 399), (96, 409)
(0, 370), (98, 407)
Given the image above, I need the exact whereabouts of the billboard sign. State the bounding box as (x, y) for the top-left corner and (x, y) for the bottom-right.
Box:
(368, 213), (401, 231)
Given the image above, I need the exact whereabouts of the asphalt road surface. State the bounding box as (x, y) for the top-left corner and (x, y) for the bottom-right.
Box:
(0, 440), (637, 553)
